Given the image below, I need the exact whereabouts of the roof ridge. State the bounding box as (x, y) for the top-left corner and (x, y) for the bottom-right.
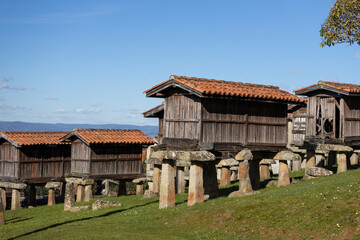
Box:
(75, 128), (141, 131)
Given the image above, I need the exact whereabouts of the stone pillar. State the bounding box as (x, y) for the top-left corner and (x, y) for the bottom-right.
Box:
(188, 161), (204, 206)
(337, 152), (348, 173)
(11, 189), (21, 210)
(220, 166), (230, 187)
(84, 185), (93, 202)
(64, 181), (75, 211)
(0, 187), (6, 210)
(216, 165), (221, 181)
(176, 166), (186, 194)
(153, 164), (161, 194)
(350, 152), (358, 166)
(148, 181), (154, 191)
(315, 155), (325, 167)
(136, 184), (143, 195)
(305, 149), (316, 176)
(48, 189), (56, 206)
(260, 164), (270, 180)
(0, 194), (4, 225)
(28, 185), (37, 208)
(159, 159), (175, 209)
(203, 161), (219, 198)
(277, 160), (290, 187)
(328, 151), (336, 167)
(249, 159), (260, 190)
(292, 158), (301, 171)
(238, 160), (253, 193)
(76, 185), (85, 202)
(230, 167), (238, 182)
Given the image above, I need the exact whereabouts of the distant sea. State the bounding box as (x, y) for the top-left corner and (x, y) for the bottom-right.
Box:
(0, 121), (158, 138)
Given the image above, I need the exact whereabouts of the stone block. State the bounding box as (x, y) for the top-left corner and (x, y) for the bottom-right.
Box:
(92, 200), (121, 211)
(144, 190), (158, 198)
(11, 189), (21, 210)
(188, 162), (204, 206)
(235, 149), (253, 161)
(45, 182), (61, 189)
(277, 160), (290, 187)
(306, 167), (333, 177)
(159, 159), (175, 209)
(219, 158), (238, 167)
(0, 182), (27, 190)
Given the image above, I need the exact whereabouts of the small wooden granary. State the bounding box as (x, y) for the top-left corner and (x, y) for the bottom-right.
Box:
(295, 81), (360, 148)
(144, 75), (304, 155)
(60, 129), (154, 179)
(0, 131), (71, 184)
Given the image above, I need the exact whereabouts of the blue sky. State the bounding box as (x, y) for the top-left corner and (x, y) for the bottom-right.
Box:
(0, 0), (359, 126)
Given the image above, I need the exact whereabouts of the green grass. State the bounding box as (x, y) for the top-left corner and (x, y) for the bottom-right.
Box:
(1, 169), (360, 240)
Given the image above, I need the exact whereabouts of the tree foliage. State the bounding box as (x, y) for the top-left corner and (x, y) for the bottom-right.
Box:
(320, 0), (360, 47)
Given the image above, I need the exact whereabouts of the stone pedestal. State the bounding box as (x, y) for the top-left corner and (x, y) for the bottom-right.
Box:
(29, 185), (37, 208)
(84, 185), (93, 202)
(188, 161), (204, 206)
(277, 160), (290, 187)
(176, 166), (186, 194)
(11, 189), (21, 210)
(136, 185), (143, 195)
(159, 159), (175, 209)
(350, 152), (358, 166)
(216, 165), (221, 181)
(148, 181), (154, 191)
(76, 185), (85, 202)
(48, 189), (56, 206)
(292, 156), (302, 171)
(238, 160), (253, 193)
(260, 164), (270, 180)
(220, 166), (230, 187)
(230, 167), (238, 182)
(0, 195), (4, 225)
(249, 159), (260, 190)
(305, 149), (316, 176)
(337, 152), (348, 173)
(45, 182), (61, 206)
(0, 187), (6, 210)
(64, 181), (75, 211)
(203, 161), (219, 198)
(153, 164), (161, 194)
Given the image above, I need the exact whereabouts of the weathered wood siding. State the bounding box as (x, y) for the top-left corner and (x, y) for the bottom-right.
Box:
(344, 97), (360, 137)
(20, 145), (71, 181)
(163, 93), (201, 140)
(292, 107), (306, 145)
(201, 99), (287, 146)
(306, 96), (317, 136)
(71, 139), (91, 174)
(0, 142), (19, 180)
(89, 144), (143, 177)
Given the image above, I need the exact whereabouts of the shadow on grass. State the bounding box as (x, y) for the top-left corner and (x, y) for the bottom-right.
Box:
(7, 217), (33, 224)
(218, 185), (238, 197)
(8, 200), (158, 240)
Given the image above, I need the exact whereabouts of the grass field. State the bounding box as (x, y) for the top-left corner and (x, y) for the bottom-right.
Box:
(1, 168), (360, 240)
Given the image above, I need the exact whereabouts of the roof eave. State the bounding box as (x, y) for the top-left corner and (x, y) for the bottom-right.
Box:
(295, 84), (349, 96)
(143, 104), (164, 118)
(59, 131), (90, 146)
(0, 133), (21, 148)
(146, 79), (204, 98)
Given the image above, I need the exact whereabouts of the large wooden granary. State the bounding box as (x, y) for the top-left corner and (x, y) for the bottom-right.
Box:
(295, 81), (360, 148)
(144, 75), (304, 156)
(0, 131), (71, 184)
(60, 129), (154, 179)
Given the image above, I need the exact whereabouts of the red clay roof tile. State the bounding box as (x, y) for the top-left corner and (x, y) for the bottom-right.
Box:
(1, 131), (70, 146)
(294, 81), (360, 94)
(145, 75), (304, 103)
(68, 129), (154, 145)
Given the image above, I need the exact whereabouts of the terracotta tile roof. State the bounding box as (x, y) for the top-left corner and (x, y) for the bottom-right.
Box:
(62, 129), (155, 145)
(0, 131), (70, 147)
(295, 81), (360, 94)
(145, 75), (304, 103)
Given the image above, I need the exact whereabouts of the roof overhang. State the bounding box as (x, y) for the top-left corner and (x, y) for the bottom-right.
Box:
(143, 104), (164, 118)
(295, 84), (349, 97)
(0, 133), (20, 148)
(145, 79), (204, 98)
(60, 131), (90, 146)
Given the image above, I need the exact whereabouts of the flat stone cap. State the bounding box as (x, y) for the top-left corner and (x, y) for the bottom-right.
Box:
(150, 150), (215, 162)
(235, 149), (253, 161)
(302, 143), (353, 152)
(260, 159), (276, 165)
(230, 166), (238, 171)
(65, 178), (95, 185)
(0, 182), (27, 190)
(176, 160), (191, 167)
(219, 158), (239, 167)
(132, 178), (147, 184)
(45, 182), (61, 189)
(146, 158), (162, 165)
(273, 151), (298, 161)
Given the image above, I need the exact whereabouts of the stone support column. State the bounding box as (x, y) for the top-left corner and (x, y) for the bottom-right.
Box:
(84, 185), (93, 201)
(238, 160), (253, 193)
(0, 187), (6, 210)
(292, 154), (302, 171)
(64, 181), (75, 211)
(260, 164), (270, 180)
(188, 161), (204, 206)
(350, 152), (359, 166)
(11, 189), (21, 210)
(305, 149), (316, 176)
(220, 166), (230, 187)
(159, 159), (175, 209)
(153, 164), (161, 194)
(230, 167), (238, 182)
(28, 185), (37, 208)
(203, 161), (219, 198)
(176, 166), (186, 194)
(277, 160), (290, 187)
(315, 155), (325, 167)
(337, 152), (348, 173)
(48, 189), (56, 206)
(136, 185), (143, 195)
(0, 194), (4, 225)
(76, 185), (85, 202)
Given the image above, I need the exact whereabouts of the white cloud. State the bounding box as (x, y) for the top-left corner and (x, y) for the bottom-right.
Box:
(55, 108), (66, 113)
(55, 108), (102, 114)
(0, 77), (27, 91)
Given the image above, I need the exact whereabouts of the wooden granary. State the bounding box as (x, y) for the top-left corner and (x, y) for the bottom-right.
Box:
(144, 75), (304, 156)
(60, 129), (154, 179)
(0, 131), (71, 184)
(295, 81), (360, 148)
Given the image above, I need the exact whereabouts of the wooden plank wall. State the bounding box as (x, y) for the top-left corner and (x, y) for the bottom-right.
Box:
(89, 144), (142, 177)
(19, 145), (71, 181)
(344, 97), (360, 137)
(292, 107), (306, 145)
(71, 139), (91, 174)
(163, 93), (201, 140)
(201, 98), (287, 146)
(0, 142), (19, 180)
(306, 96), (317, 136)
